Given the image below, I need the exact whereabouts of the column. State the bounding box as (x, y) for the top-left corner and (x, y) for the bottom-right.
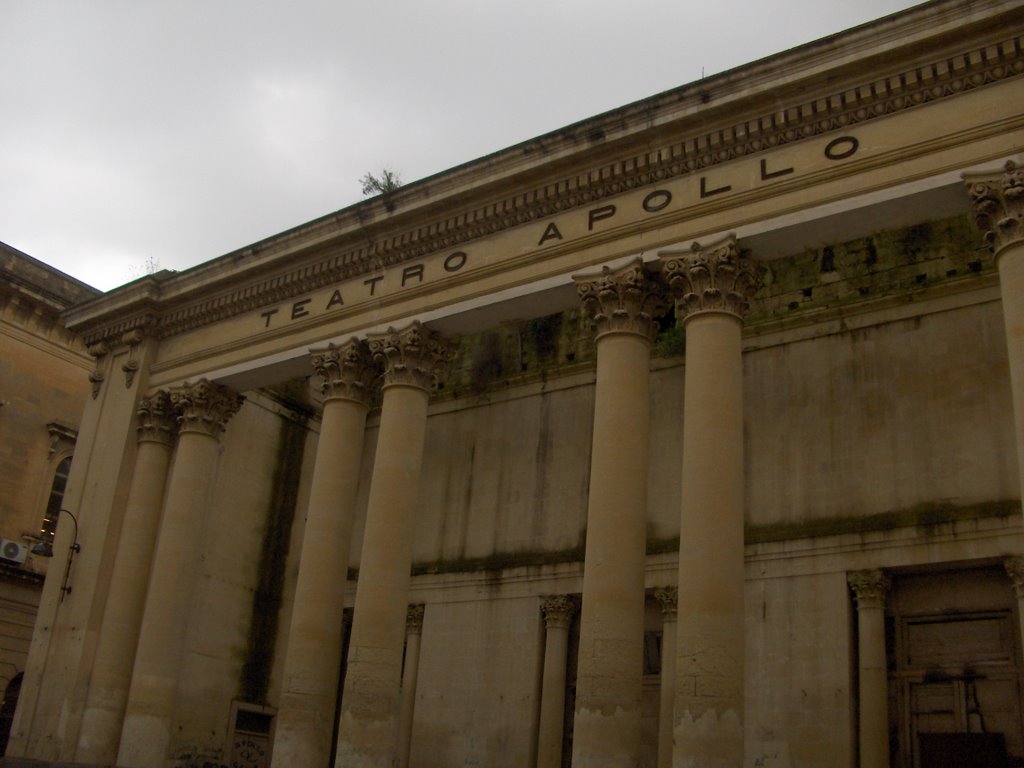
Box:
(571, 259), (667, 767)
(536, 595), (576, 768)
(271, 340), (377, 768)
(116, 380), (243, 768)
(653, 587), (677, 768)
(966, 161), (1024, 504)
(75, 392), (178, 764)
(334, 321), (450, 768)
(1004, 558), (1024, 663)
(847, 570), (891, 768)
(660, 237), (762, 767)
(397, 604), (425, 768)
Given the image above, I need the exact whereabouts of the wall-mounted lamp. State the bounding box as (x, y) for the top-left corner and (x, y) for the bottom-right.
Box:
(58, 509), (81, 602)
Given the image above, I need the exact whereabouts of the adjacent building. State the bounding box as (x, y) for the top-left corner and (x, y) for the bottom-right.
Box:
(4, 1), (1024, 766)
(0, 243), (99, 754)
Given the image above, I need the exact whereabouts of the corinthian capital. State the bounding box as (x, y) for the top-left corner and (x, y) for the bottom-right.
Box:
(965, 161), (1024, 258)
(170, 379), (244, 438)
(136, 391), (177, 447)
(540, 595), (577, 629)
(653, 586), (677, 620)
(1004, 557), (1024, 599)
(659, 237), (763, 322)
(367, 321), (452, 392)
(574, 259), (669, 341)
(406, 604), (426, 635)
(847, 569), (890, 610)
(310, 339), (378, 407)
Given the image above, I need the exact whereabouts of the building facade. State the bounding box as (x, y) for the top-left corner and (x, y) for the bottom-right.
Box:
(5, 1), (1024, 766)
(0, 243), (99, 754)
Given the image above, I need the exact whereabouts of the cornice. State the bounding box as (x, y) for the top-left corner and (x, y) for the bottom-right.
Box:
(68, 10), (1024, 346)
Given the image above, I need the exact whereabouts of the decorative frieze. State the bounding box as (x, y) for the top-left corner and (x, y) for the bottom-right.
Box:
(136, 391), (177, 447)
(847, 569), (891, 610)
(574, 260), (668, 341)
(406, 604), (426, 635)
(169, 380), (244, 438)
(660, 238), (763, 321)
(368, 322), (452, 392)
(73, 32), (1024, 347)
(1004, 556), (1024, 599)
(966, 160), (1024, 256)
(310, 339), (378, 406)
(540, 595), (577, 630)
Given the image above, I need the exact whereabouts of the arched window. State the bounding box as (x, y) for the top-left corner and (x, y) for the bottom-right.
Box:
(39, 456), (72, 544)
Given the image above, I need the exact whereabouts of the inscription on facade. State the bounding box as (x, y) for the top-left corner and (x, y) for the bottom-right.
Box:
(256, 134), (859, 330)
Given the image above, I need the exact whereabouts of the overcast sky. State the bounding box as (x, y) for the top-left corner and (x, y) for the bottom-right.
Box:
(1, 0), (922, 291)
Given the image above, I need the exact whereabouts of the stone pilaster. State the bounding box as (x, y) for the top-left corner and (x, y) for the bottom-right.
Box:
(271, 341), (377, 768)
(570, 259), (667, 768)
(537, 596), (576, 768)
(653, 587), (678, 768)
(117, 380), (242, 768)
(661, 237), (763, 768)
(966, 161), (1024, 516)
(76, 392), (178, 765)
(398, 604), (426, 768)
(1004, 557), (1024, 667)
(848, 569), (891, 768)
(335, 322), (450, 768)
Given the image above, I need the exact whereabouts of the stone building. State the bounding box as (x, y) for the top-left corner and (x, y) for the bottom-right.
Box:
(5, 1), (1024, 766)
(0, 243), (99, 754)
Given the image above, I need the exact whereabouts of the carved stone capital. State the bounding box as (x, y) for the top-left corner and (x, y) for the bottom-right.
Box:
(540, 595), (576, 630)
(310, 339), (378, 406)
(136, 391), (177, 447)
(574, 259), (669, 342)
(653, 586), (678, 620)
(966, 161), (1024, 258)
(170, 379), (244, 438)
(1004, 557), (1024, 599)
(847, 569), (890, 610)
(659, 237), (763, 322)
(406, 604), (425, 635)
(367, 321), (452, 392)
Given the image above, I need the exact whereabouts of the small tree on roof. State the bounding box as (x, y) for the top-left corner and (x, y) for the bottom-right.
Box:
(360, 168), (402, 196)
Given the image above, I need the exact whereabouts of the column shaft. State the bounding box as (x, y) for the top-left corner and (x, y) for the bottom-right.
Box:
(676, 313), (745, 765)
(966, 163), (1024, 503)
(117, 381), (241, 768)
(335, 322), (448, 768)
(537, 596), (575, 768)
(662, 239), (761, 768)
(654, 588), (677, 768)
(273, 342), (375, 768)
(76, 394), (176, 764)
(571, 261), (665, 768)
(848, 570), (891, 768)
(998, 246), (1024, 494)
(398, 604), (425, 768)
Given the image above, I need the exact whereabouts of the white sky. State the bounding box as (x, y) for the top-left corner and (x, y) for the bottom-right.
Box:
(1, 0), (922, 291)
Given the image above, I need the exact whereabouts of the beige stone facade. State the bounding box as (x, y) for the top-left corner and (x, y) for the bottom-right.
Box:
(4, 2), (1024, 767)
(0, 244), (99, 754)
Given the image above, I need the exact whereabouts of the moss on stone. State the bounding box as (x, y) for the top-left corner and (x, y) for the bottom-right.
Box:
(351, 500), (1020, 579)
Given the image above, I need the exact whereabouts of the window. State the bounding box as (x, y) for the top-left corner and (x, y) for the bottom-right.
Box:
(39, 456), (72, 545)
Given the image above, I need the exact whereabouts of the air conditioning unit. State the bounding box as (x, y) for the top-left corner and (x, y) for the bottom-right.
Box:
(0, 539), (28, 564)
